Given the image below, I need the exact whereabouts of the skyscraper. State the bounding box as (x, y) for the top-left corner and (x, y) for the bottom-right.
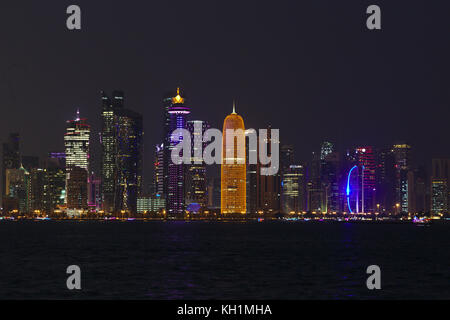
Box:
(393, 144), (412, 213)
(376, 148), (395, 214)
(221, 104), (246, 214)
(356, 146), (376, 213)
(100, 91), (143, 214)
(185, 120), (209, 210)
(164, 88), (190, 216)
(64, 110), (90, 210)
(256, 125), (281, 214)
(2, 133), (20, 199)
(431, 158), (450, 215)
(153, 143), (164, 197)
(282, 164), (305, 214)
(320, 141), (334, 161)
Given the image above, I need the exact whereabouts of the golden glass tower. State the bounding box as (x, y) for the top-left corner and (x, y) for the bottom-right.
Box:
(221, 104), (246, 214)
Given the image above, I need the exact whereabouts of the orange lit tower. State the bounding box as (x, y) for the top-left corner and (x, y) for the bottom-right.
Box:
(221, 103), (246, 214)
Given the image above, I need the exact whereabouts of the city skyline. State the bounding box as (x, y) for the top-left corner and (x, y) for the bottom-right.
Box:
(1, 1), (450, 183)
(1, 86), (449, 217)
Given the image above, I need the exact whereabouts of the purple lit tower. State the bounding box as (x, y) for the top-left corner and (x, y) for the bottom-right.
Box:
(164, 88), (190, 216)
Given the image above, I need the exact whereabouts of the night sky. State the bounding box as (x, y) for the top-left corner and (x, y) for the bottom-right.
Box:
(1, 0), (449, 188)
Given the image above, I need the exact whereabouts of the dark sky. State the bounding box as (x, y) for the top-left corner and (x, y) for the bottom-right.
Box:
(1, 0), (449, 187)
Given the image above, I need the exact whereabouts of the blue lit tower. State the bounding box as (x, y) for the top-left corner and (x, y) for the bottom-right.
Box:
(163, 88), (190, 216)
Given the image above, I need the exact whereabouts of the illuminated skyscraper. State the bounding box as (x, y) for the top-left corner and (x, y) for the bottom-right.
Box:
(221, 104), (246, 214)
(164, 88), (190, 216)
(2, 133), (20, 199)
(356, 146), (376, 212)
(257, 125), (281, 214)
(153, 143), (164, 197)
(320, 141), (334, 160)
(65, 110), (90, 171)
(431, 158), (450, 215)
(393, 144), (411, 213)
(185, 120), (209, 210)
(100, 91), (122, 213)
(64, 110), (90, 210)
(282, 165), (305, 214)
(100, 91), (143, 214)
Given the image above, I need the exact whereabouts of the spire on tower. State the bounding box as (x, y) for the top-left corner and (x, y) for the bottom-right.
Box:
(232, 100), (237, 114)
(76, 108), (80, 121)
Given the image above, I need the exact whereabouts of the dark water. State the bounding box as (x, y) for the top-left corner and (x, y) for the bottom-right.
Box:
(0, 221), (448, 300)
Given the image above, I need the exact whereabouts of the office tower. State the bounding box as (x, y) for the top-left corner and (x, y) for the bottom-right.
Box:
(376, 148), (395, 213)
(407, 166), (427, 214)
(256, 125), (281, 214)
(100, 91), (119, 212)
(307, 151), (323, 212)
(137, 195), (165, 214)
(153, 143), (164, 196)
(64, 110), (90, 210)
(221, 104), (246, 214)
(320, 141), (334, 161)
(66, 166), (88, 209)
(65, 110), (90, 171)
(431, 158), (450, 215)
(246, 130), (258, 214)
(392, 144), (411, 213)
(4, 165), (30, 213)
(43, 166), (66, 214)
(29, 168), (45, 213)
(185, 120), (209, 210)
(355, 146), (376, 212)
(100, 91), (143, 214)
(321, 152), (342, 213)
(280, 145), (294, 173)
(88, 173), (101, 210)
(164, 88), (190, 216)
(282, 164), (306, 214)
(115, 107), (143, 214)
(207, 176), (221, 209)
(2, 133), (20, 198)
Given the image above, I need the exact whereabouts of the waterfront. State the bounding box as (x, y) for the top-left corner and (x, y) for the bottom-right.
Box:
(0, 221), (448, 299)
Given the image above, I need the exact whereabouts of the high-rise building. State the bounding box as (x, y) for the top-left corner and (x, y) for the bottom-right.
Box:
(256, 125), (281, 214)
(115, 108), (143, 214)
(376, 148), (395, 213)
(221, 104), (246, 214)
(280, 145), (294, 173)
(321, 152), (342, 213)
(163, 88), (190, 216)
(282, 164), (306, 214)
(431, 158), (450, 215)
(29, 168), (45, 213)
(185, 120), (209, 210)
(88, 173), (101, 210)
(43, 166), (66, 214)
(4, 165), (30, 213)
(246, 130), (258, 214)
(356, 146), (376, 213)
(2, 133), (20, 199)
(66, 166), (88, 210)
(100, 91), (143, 214)
(153, 143), (164, 197)
(64, 110), (90, 210)
(320, 141), (334, 161)
(392, 144), (411, 213)
(307, 152), (323, 212)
